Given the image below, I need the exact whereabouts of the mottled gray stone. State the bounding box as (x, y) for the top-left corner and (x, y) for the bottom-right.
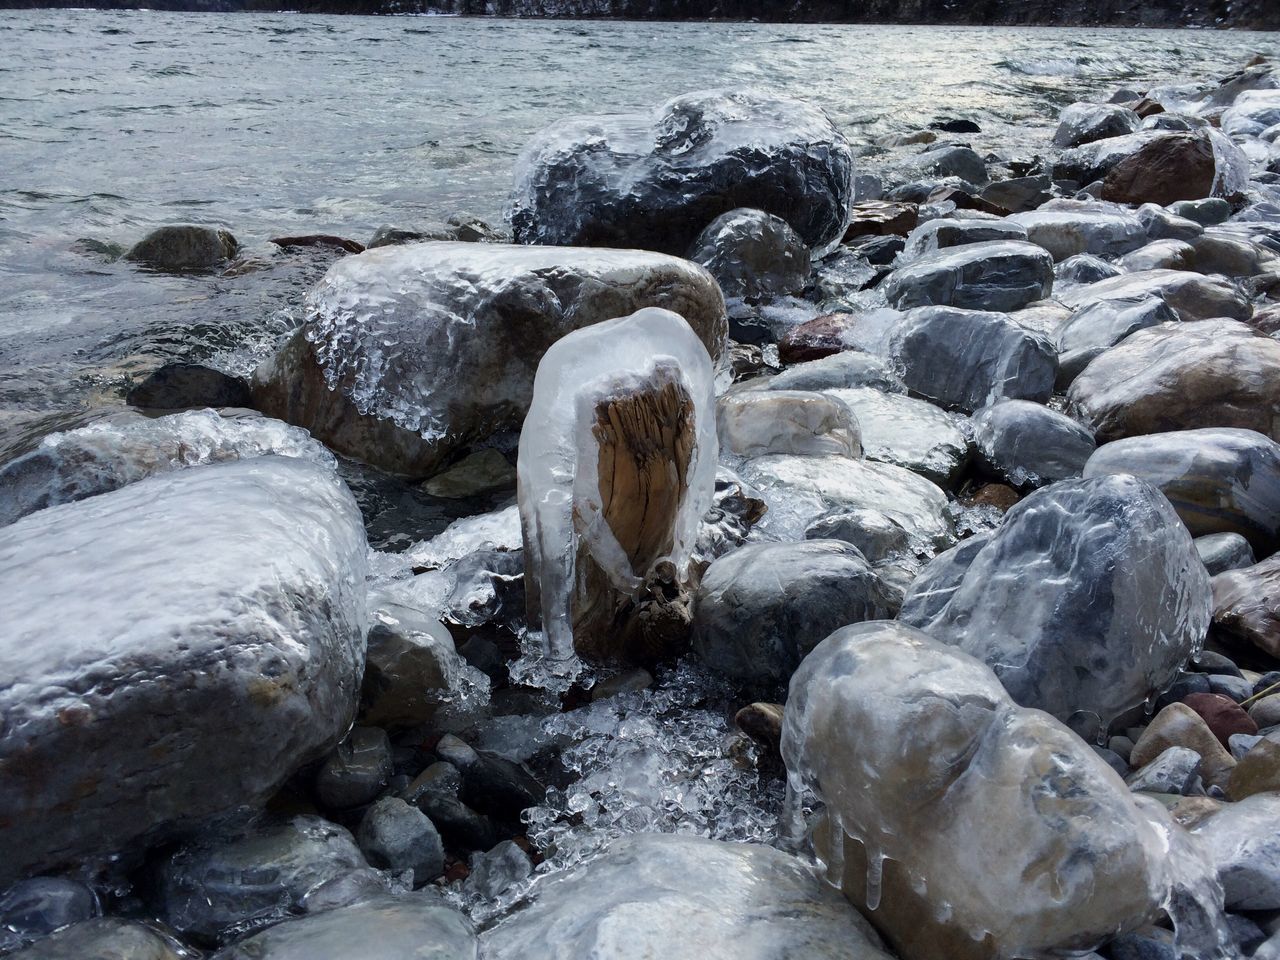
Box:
(1053, 296), (1178, 387)
(5, 919), (186, 960)
(825, 387), (970, 485)
(1054, 253), (1121, 286)
(1058, 269), (1252, 323)
(1009, 202), (1147, 261)
(315, 728), (393, 811)
(1192, 793), (1280, 911)
(689, 207), (811, 302)
(884, 240), (1053, 313)
(804, 508), (913, 565)
(1053, 102), (1141, 148)
(899, 218), (1027, 261)
(1136, 203), (1204, 242)
(899, 144), (988, 184)
(356, 798), (444, 886)
(1126, 746), (1203, 795)
(972, 399), (1096, 487)
(125, 224), (237, 270)
(1196, 533), (1256, 576)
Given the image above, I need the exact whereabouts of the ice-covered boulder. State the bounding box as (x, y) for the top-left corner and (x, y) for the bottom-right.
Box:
(1053, 296), (1178, 387)
(1053, 101), (1141, 148)
(740, 454), (953, 550)
(1222, 89), (1280, 138)
(716, 390), (860, 460)
(0, 409), (334, 528)
(971, 399), (1095, 488)
(1084, 429), (1280, 554)
(479, 833), (892, 960)
(1196, 532), (1255, 576)
(251, 242), (727, 477)
(688, 207), (811, 302)
(1008, 201), (1147, 261)
(1059, 269), (1251, 322)
(883, 240), (1053, 312)
(693, 540), (897, 684)
(824, 387), (970, 486)
(518, 308), (716, 663)
(0, 457), (368, 884)
(1137, 202), (1205, 241)
(509, 90), (856, 258)
(898, 218), (1027, 261)
(1053, 130), (1166, 184)
(1192, 794), (1280, 912)
(211, 895), (477, 960)
(1101, 133), (1241, 206)
(782, 621), (1230, 960)
(6, 919), (188, 960)
(765, 350), (906, 394)
(896, 144), (988, 184)
(1054, 253), (1121, 286)
(1212, 553), (1280, 659)
(1068, 320), (1280, 443)
(899, 475), (1210, 732)
(1118, 238), (1197, 272)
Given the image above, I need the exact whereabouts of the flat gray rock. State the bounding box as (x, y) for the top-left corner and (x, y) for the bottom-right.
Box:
(972, 399), (1096, 487)
(884, 240), (1053, 313)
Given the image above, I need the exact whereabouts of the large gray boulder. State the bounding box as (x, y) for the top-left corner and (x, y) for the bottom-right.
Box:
(883, 240), (1053, 313)
(509, 90), (856, 258)
(1067, 319), (1280, 443)
(0, 457), (368, 884)
(1192, 794), (1280, 912)
(825, 387), (970, 485)
(899, 474), (1212, 733)
(1008, 201), (1147, 262)
(479, 833), (892, 960)
(1053, 296), (1178, 387)
(251, 242), (727, 477)
(899, 218), (1028, 261)
(1084, 428), (1280, 554)
(6, 918), (187, 960)
(692, 540), (897, 684)
(688, 207), (811, 302)
(1053, 102), (1141, 148)
(972, 399), (1096, 487)
(1057, 268), (1253, 323)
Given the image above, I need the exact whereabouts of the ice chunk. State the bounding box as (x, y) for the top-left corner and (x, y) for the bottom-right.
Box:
(0, 408), (334, 527)
(517, 308), (717, 661)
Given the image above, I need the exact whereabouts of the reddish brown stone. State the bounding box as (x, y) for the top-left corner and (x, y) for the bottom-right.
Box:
(842, 201), (919, 242)
(777, 312), (857, 364)
(1182, 691), (1258, 749)
(1101, 134), (1216, 206)
(926, 187), (1010, 217)
(270, 234), (365, 254)
(1127, 97), (1166, 119)
(1247, 304), (1280, 337)
(967, 483), (1020, 513)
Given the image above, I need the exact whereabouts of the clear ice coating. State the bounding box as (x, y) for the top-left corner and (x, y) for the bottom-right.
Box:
(882, 240), (1054, 314)
(824, 387), (971, 486)
(517, 307), (717, 660)
(479, 833), (893, 960)
(508, 89), (856, 258)
(0, 409), (335, 527)
(780, 621), (1232, 960)
(898, 474), (1212, 734)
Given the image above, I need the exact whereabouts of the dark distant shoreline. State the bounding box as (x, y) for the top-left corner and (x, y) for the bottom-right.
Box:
(1, 0), (1278, 31)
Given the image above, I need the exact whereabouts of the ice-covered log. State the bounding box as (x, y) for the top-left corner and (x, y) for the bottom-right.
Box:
(518, 308), (716, 663)
(508, 90), (855, 258)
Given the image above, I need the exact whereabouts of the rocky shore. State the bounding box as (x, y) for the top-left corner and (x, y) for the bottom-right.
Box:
(4, 51), (1280, 960)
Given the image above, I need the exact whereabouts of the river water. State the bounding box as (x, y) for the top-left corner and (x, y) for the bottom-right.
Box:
(1, 11), (1278, 467)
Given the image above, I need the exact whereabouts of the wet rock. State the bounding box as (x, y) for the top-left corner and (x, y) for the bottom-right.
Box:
(740, 454), (953, 548)
(1053, 130), (1166, 184)
(465, 841), (533, 900)
(846, 233), (904, 265)
(1126, 746), (1203, 795)
(1068, 320), (1280, 444)
(1009, 201), (1147, 261)
(0, 877), (98, 953)
(1136, 203), (1204, 242)
(1055, 253), (1121, 285)
(1053, 296), (1178, 387)
(315, 728), (393, 811)
(971, 399), (1095, 488)
(1053, 102), (1141, 148)
(766, 350), (905, 393)
(480, 833), (891, 960)
(509, 90), (855, 257)
(1192, 793), (1280, 911)
(783, 621), (1204, 960)
(824, 387), (969, 485)
(1253, 695), (1280, 728)
(842, 200), (918, 240)
(1229, 738), (1280, 800)
(400, 763), (499, 853)
(1132, 703), (1236, 791)
(716, 390), (860, 460)
(251, 243), (726, 477)
(361, 603), (464, 731)
(735, 702), (785, 754)
(775, 312), (859, 364)
(420, 449), (514, 500)
(1119, 239), (1196, 272)
(125, 224), (238, 270)
(804, 508), (913, 565)
(126, 362), (252, 409)
(1212, 553), (1280, 659)
(1058, 269), (1252, 323)
(899, 474), (1211, 732)
(5, 918), (186, 960)
(271, 234), (364, 254)
(1169, 198), (1233, 226)
(1101, 134), (1218, 206)
(980, 175), (1052, 214)
(883, 240), (1053, 312)
(356, 798), (444, 886)
(898, 218), (1027, 261)
(688, 208), (811, 303)
(1182, 692), (1258, 748)
(899, 144), (988, 184)
(1008, 298), (1070, 338)
(434, 735), (544, 822)
(1083, 428), (1280, 553)
(159, 815), (370, 943)
(210, 895), (477, 960)
(1197, 532), (1257, 576)
(0, 458), (367, 884)
(693, 540), (897, 685)
(968, 482), (1020, 511)
(367, 214), (504, 248)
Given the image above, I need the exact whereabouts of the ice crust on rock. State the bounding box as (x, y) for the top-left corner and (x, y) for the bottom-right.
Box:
(0, 457), (368, 884)
(824, 387), (970, 486)
(883, 240), (1054, 313)
(899, 474), (1211, 733)
(1058, 269), (1252, 323)
(688, 207), (812, 302)
(0, 408), (334, 527)
(716, 390), (861, 460)
(1008, 201), (1148, 262)
(971, 398), (1096, 488)
(508, 89), (856, 258)
(1054, 295), (1178, 387)
(781, 621), (1232, 960)
(480, 833), (893, 960)
(517, 308), (717, 660)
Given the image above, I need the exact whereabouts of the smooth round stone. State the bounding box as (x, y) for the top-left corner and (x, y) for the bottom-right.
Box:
(804, 508), (913, 565)
(1252, 696), (1280, 729)
(971, 399), (1095, 488)
(688, 207), (811, 303)
(1118, 239), (1196, 272)
(1136, 203), (1204, 242)
(356, 798), (444, 886)
(824, 387), (969, 485)
(1055, 253), (1121, 285)
(883, 240), (1053, 313)
(1084, 428), (1280, 553)
(1181, 692), (1258, 748)
(1132, 703), (1236, 792)
(1053, 296), (1177, 389)
(1008, 201), (1147, 261)
(1169, 198), (1233, 226)
(211, 895), (477, 960)
(1229, 739), (1280, 801)
(1215, 555), (1280, 660)
(361, 604), (461, 731)
(1125, 746), (1202, 796)
(717, 390), (861, 460)
(315, 727), (393, 810)
(5, 918), (186, 960)
(1054, 101), (1141, 148)
(766, 350), (906, 394)
(0, 878), (98, 953)
(125, 224), (237, 271)
(1058, 269), (1252, 322)
(421, 449), (515, 499)
(693, 539), (898, 685)
(1195, 533), (1256, 576)
(1193, 793), (1280, 911)
(898, 218), (1027, 261)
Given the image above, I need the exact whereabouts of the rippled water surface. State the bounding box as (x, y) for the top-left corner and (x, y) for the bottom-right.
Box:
(1, 11), (1278, 444)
